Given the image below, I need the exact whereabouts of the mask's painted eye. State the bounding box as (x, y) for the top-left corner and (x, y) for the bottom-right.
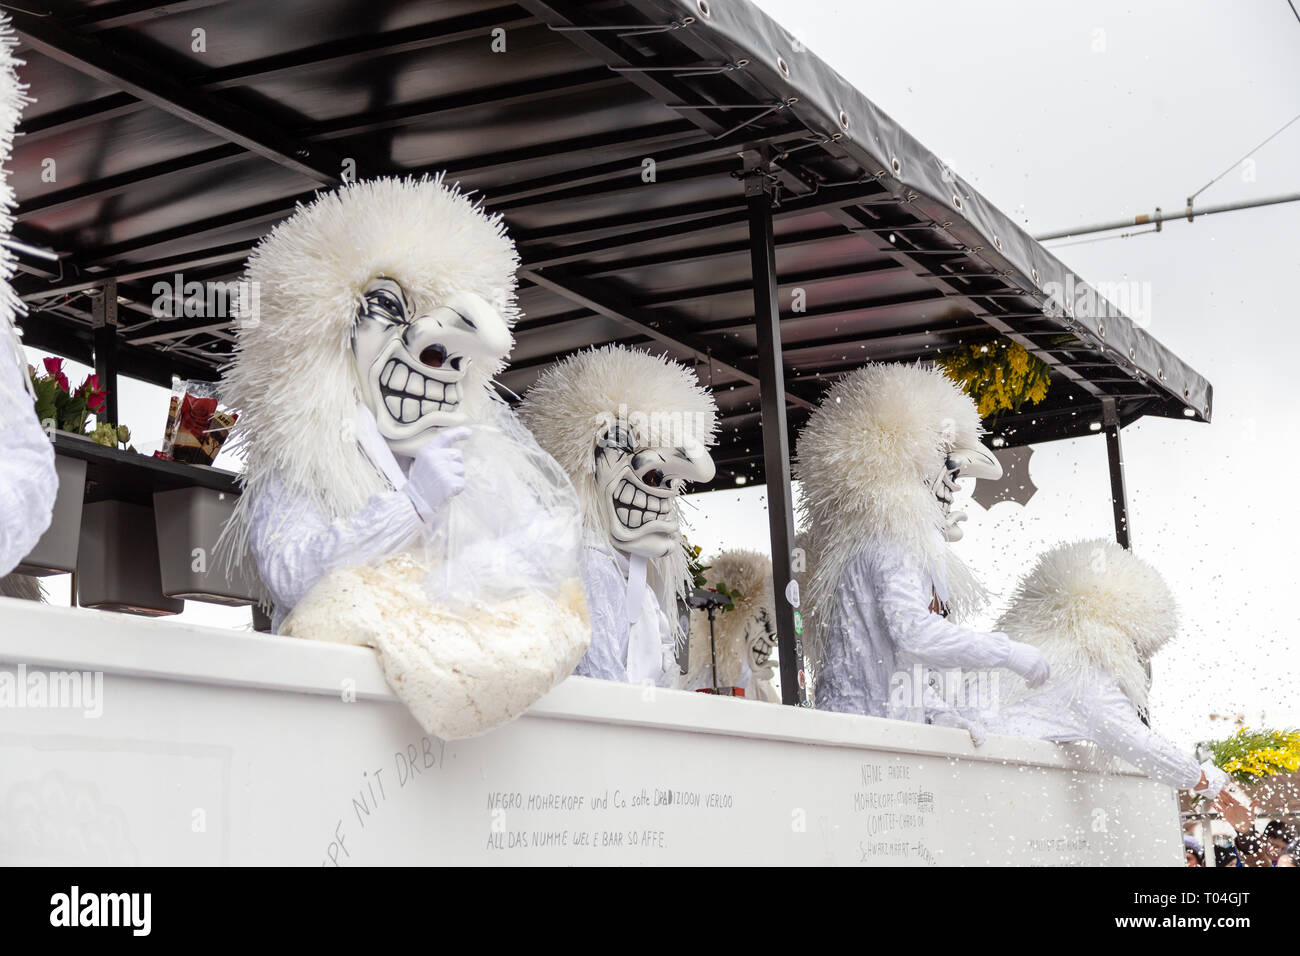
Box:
(599, 424), (634, 455)
(643, 469), (664, 488)
(366, 290), (405, 323)
(420, 344), (447, 368)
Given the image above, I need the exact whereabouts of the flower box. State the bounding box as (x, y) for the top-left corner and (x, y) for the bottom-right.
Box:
(75, 500), (183, 616)
(152, 486), (260, 606)
(15, 452), (87, 576)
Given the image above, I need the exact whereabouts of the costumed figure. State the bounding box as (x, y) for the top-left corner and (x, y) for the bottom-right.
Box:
(220, 175), (589, 740)
(978, 538), (1229, 797)
(518, 345), (717, 686)
(797, 362), (1050, 730)
(0, 18), (54, 582)
(680, 548), (779, 701)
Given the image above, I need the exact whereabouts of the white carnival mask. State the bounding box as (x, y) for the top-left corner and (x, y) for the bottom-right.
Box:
(745, 607), (777, 680)
(593, 418), (714, 559)
(352, 277), (510, 456)
(930, 443), (1002, 542)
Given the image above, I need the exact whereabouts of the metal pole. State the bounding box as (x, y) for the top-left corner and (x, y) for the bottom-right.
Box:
(1102, 400), (1130, 550)
(744, 151), (804, 706)
(1035, 190), (1300, 242)
(91, 278), (119, 426)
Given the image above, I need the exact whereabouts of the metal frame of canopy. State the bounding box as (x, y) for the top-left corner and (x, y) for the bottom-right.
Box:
(7, 0), (1208, 705)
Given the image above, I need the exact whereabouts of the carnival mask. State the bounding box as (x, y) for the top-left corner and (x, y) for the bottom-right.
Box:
(593, 417), (714, 559)
(930, 443), (1002, 542)
(745, 607), (777, 680)
(351, 277), (510, 456)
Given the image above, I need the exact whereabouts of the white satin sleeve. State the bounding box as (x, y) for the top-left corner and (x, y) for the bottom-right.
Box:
(249, 472), (422, 626)
(871, 549), (1012, 669)
(573, 544), (631, 683)
(1073, 669), (1202, 791)
(0, 344), (55, 577)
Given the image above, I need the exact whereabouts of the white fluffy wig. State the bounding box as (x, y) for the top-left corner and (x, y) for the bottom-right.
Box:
(686, 549), (776, 689)
(220, 175), (519, 562)
(517, 344), (718, 602)
(0, 16), (30, 392)
(995, 539), (1177, 710)
(796, 362), (987, 673)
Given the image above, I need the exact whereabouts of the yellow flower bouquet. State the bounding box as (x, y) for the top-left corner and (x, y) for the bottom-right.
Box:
(1207, 727), (1300, 786)
(936, 339), (1050, 420)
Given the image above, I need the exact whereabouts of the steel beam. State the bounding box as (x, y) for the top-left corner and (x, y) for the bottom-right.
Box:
(1103, 399), (1132, 549)
(11, 10), (348, 185)
(744, 159), (805, 707)
(90, 279), (120, 426)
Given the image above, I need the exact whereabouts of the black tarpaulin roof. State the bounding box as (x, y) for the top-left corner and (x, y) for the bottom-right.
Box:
(8, 0), (1211, 488)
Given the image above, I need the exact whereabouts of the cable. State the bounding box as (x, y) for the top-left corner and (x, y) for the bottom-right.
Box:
(1289, 0), (1300, 26)
(1044, 226), (1160, 250)
(1188, 109), (1300, 203)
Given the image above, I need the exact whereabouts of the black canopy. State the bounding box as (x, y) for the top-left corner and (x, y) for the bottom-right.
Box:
(9, 0), (1210, 490)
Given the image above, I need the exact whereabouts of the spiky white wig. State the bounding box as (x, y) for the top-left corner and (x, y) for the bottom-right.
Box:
(517, 344), (718, 602)
(220, 175), (519, 562)
(995, 539), (1177, 711)
(686, 549), (775, 688)
(0, 572), (43, 601)
(796, 362), (987, 675)
(0, 17), (31, 396)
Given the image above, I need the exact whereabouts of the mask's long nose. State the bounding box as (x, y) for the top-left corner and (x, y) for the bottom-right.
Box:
(404, 291), (512, 367)
(949, 444), (1003, 482)
(659, 436), (715, 487)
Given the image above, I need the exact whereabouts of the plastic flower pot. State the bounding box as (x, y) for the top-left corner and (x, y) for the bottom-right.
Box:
(152, 486), (260, 605)
(76, 500), (183, 616)
(15, 453), (87, 576)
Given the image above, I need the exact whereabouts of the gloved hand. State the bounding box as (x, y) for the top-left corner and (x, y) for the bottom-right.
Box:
(1004, 640), (1050, 689)
(931, 709), (987, 747)
(1194, 761), (1231, 800)
(404, 426), (470, 521)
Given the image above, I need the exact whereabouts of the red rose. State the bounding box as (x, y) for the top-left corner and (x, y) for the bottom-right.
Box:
(43, 356), (69, 392)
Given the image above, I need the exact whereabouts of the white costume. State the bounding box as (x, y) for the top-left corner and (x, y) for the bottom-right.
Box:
(680, 549), (779, 701)
(797, 363), (1049, 728)
(519, 345), (718, 686)
(221, 176), (589, 739)
(981, 539), (1229, 796)
(0, 20), (54, 580)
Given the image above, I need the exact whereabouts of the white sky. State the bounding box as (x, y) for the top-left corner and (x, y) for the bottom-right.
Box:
(20, 0), (1300, 752)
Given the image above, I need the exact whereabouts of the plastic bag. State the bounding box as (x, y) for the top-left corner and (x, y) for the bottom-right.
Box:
(283, 397), (590, 739)
(158, 379), (237, 465)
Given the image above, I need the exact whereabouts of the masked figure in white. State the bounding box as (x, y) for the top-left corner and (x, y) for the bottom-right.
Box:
(0, 21), (55, 583)
(797, 362), (1049, 731)
(221, 175), (589, 739)
(977, 539), (1229, 796)
(519, 346), (717, 686)
(680, 549), (779, 702)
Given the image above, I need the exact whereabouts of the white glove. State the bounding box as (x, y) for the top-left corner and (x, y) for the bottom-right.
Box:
(1004, 640), (1050, 689)
(404, 426), (470, 521)
(931, 709), (987, 747)
(1194, 761), (1230, 800)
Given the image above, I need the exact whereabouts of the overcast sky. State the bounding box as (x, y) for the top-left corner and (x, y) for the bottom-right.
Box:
(23, 1), (1300, 753)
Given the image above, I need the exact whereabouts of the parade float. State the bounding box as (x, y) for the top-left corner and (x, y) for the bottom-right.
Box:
(0, 0), (1213, 865)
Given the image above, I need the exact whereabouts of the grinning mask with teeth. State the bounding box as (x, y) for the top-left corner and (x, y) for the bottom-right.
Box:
(352, 280), (511, 456)
(929, 443), (1003, 542)
(594, 419), (714, 559)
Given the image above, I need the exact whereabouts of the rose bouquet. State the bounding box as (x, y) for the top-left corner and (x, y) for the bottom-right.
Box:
(29, 357), (107, 435)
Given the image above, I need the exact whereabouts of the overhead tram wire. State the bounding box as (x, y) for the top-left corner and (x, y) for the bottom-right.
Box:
(1038, 107), (1300, 247)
